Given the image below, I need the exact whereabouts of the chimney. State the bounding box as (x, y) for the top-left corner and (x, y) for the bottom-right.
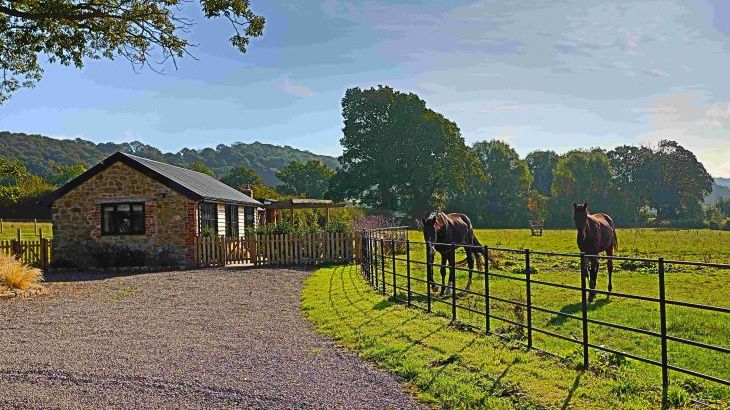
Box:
(241, 184), (254, 198)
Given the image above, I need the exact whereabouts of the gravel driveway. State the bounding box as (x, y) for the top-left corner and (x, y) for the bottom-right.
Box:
(0, 268), (424, 409)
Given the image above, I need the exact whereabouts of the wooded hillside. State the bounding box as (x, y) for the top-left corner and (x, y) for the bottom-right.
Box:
(0, 132), (339, 185)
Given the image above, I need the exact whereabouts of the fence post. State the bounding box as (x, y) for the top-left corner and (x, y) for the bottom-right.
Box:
(380, 238), (386, 295)
(426, 241), (432, 313)
(391, 239), (397, 298)
(406, 240), (412, 307)
(484, 246), (490, 334)
(34, 218), (37, 233)
(40, 238), (49, 269)
(361, 231), (367, 279)
(525, 248), (532, 349)
(451, 242), (457, 321)
(0, 219), (3, 234)
(659, 257), (669, 409)
(221, 236), (227, 267)
(373, 236), (379, 289)
(580, 252), (589, 369)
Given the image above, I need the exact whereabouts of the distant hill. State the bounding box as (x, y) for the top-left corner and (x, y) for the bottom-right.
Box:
(0, 131), (339, 185)
(705, 178), (730, 204)
(716, 177), (730, 189)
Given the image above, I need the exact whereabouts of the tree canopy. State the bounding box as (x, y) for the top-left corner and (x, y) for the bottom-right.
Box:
(276, 160), (334, 199)
(220, 165), (279, 200)
(0, 0), (264, 103)
(331, 86), (479, 218)
(452, 140), (532, 227)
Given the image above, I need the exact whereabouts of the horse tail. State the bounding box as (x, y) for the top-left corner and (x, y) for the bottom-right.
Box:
(612, 228), (619, 252)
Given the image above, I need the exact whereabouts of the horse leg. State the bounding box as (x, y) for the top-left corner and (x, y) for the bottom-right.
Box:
(448, 250), (457, 296)
(465, 248), (474, 291)
(605, 248), (614, 294)
(428, 254), (438, 293)
(440, 253), (448, 296)
(588, 257), (598, 301)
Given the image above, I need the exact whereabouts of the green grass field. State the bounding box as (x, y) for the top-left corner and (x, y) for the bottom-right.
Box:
(0, 221), (52, 241)
(304, 228), (729, 408)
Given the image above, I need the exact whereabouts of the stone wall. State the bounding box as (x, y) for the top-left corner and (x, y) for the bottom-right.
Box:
(52, 162), (198, 267)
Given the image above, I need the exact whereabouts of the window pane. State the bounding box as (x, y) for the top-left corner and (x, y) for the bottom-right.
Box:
(103, 206), (114, 233)
(131, 205), (144, 233)
(117, 205), (131, 233)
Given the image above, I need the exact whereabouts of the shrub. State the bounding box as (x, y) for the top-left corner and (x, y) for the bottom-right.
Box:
(87, 243), (147, 268)
(0, 255), (43, 291)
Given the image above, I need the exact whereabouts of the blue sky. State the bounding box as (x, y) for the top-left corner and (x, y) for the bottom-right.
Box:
(1, 0), (729, 176)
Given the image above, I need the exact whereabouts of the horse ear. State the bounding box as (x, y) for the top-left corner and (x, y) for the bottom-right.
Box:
(583, 201), (588, 208)
(573, 202), (578, 210)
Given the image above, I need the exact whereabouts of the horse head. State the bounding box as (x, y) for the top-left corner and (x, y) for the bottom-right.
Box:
(421, 210), (446, 255)
(573, 201), (589, 237)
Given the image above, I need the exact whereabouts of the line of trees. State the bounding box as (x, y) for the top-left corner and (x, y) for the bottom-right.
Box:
(325, 85), (720, 229)
(1, 85), (724, 229)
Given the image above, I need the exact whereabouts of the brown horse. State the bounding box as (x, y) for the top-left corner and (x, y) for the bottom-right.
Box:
(421, 211), (485, 295)
(573, 201), (618, 301)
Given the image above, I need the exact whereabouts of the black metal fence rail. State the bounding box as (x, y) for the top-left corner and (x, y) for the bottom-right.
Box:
(358, 228), (730, 408)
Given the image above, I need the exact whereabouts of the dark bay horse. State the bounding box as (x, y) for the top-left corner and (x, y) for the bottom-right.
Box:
(573, 202), (618, 301)
(421, 211), (485, 295)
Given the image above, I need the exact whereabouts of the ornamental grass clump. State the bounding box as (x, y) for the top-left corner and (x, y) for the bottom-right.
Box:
(0, 255), (43, 291)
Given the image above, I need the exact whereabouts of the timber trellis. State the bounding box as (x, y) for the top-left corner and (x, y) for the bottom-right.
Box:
(0, 239), (52, 269)
(360, 227), (729, 409)
(195, 231), (360, 268)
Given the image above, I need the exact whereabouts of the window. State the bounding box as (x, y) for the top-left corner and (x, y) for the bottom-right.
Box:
(199, 202), (218, 236)
(101, 203), (145, 235)
(244, 206), (255, 230)
(225, 204), (239, 237)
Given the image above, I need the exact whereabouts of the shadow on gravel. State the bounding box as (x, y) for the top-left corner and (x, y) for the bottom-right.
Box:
(43, 270), (157, 283)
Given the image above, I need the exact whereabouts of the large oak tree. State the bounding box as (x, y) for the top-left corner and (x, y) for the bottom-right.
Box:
(0, 0), (264, 103)
(331, 86), (480, 218)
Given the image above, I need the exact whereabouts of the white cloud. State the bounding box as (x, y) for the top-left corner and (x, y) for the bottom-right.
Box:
(277, 74), (315, 98)
(637, 91), (730, 176)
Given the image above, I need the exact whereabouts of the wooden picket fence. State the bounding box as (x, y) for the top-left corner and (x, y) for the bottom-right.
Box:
(194, 232), (360, 268)
(0, 239), (52, 269)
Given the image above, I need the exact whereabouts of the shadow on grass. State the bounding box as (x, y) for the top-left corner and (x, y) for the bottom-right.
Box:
(560, 372), (582, 410)
(548, 297), (611, 326)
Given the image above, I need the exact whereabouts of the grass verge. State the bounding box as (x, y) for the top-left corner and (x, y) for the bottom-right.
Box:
(301, 264), (717, 409)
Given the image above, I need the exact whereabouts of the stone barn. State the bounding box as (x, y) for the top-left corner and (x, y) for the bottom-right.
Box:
(51, 152), (260, 267)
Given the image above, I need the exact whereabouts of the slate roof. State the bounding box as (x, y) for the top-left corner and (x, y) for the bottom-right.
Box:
(52, 152), (260, 206)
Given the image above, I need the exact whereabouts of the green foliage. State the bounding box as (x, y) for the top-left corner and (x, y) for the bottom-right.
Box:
(200, 226), (216, 238)
(0, 132), (339, 185)
(332, 85), (480, 217)
(525, 150), (558, 196)
(0, 1), (264, 104)
(0, 156), (54, 204)
(452, 140), (532, 227)
(48, 163), (86, 185)
(187, 161), (214, 176)
(220, 165), (263, 188)
(220, 165), (281, 199)
(276, 160), (334, 198)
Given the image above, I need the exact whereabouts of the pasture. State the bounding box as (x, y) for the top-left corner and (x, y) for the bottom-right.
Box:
(0, 221), (52, 241)
(348, 228), (729, 407)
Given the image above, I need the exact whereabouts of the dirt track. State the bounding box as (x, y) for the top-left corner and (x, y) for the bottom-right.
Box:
(0, 268), (423, 409)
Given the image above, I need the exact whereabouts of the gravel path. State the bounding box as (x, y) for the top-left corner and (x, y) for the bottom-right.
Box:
(0, 268), (424, 409)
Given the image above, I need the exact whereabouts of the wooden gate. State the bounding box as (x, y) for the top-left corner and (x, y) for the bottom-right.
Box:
(0, 239), (51, 269)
